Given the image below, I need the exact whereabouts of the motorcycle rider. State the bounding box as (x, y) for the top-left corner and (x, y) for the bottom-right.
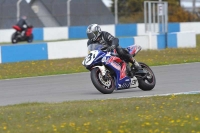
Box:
(86, 24), (142, 77)
(16, 16), (28, 36)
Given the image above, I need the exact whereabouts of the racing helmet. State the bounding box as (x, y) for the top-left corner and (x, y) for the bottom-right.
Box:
(22, 16), (27, 20)
(86, 24), (101, 41)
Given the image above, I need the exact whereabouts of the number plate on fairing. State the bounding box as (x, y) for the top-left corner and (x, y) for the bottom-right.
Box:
(82, 50), (99, 66)
(130, 77), (139, 88)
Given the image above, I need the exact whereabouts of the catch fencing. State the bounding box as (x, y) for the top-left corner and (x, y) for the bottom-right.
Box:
(0, 0), (114, 29)
(1, 0), (200, 29)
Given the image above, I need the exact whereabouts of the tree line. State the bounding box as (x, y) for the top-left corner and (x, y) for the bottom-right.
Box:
(110, 0), (198, 23)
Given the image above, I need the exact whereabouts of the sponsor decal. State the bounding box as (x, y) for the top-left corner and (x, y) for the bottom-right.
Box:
(106, 56), (114, 64)
(107, 57), (127, 80)
(110, 62), (121, 70)
(106, 56), (122, 64)
(120, 62), (126, 80)
(125, 79), (130, 81)
(101, 56), (107, 62)
(130, 46), (137, 55)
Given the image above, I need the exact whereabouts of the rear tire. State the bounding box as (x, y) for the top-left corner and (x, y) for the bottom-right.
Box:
(91, 67), (115, 94)
(27, 34), (33, 43)
(137, 62), (156, 91)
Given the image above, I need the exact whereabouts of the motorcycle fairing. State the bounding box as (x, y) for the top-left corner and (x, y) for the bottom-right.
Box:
(83, 43), (136, 90)
(103, 56), (131, 89)
(82, 50), (106, 69)
(127, 45), (142, 56)
(26, 27), (33, 37)
(12, 25), (21, 31)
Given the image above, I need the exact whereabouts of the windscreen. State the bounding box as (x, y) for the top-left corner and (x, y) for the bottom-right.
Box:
(87, 43), (103, 53)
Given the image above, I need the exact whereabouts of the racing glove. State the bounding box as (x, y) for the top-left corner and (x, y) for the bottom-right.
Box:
(107, 45), (116, 52)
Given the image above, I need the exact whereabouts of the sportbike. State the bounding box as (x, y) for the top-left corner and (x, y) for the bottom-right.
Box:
(82, 44), (156, 94)
(11, 25), (34, 44)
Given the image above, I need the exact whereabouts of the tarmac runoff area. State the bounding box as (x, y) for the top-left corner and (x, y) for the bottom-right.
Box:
(0, 62), (199, 106)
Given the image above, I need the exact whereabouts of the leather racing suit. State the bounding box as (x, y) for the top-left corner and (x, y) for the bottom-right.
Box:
(87, 31), (135, 77)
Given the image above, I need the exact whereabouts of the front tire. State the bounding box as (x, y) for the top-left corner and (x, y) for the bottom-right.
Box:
(11, 33), (18, 44)
(91, 67), (115, 94)
(137, 62), (156, 91)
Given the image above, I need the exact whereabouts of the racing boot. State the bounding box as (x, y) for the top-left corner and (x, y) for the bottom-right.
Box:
(129, 57), (143, 72)
(126, 63), (133, 78)
(21, 31), (25, 37)
(125, 56), (138, 77)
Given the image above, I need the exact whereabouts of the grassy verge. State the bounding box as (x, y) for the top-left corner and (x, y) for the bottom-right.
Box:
(0, 35), (200, 79)
(0, 36), (199, 133)
(0, 94), (199, 133)
(0, 38), (84, 45)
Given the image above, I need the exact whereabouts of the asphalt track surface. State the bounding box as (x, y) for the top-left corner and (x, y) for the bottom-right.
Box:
(0, 62), (200, 106)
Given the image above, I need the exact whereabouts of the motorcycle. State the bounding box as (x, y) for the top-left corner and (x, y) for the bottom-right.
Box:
(82, 44), (156, 94)
(11, 25), (34, 44)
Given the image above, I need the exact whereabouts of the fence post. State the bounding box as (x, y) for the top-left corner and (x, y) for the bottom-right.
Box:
(17, 0), (22, 21)
(114, 0), (118, 24)
(67, 0), (71, 27)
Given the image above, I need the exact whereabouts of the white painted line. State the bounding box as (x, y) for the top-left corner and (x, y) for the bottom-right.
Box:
(103, 91), (200, 101)
(134, 91), (200, 97)
(151, 62), (200, 68)
(0, 46), (1, 64)
(63, 91), (200, 103)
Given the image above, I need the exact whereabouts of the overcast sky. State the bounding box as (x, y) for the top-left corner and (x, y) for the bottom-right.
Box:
(181, 1), (200, 7)
(26, 0), (200, 8)
(102, 0), (112, 7)
(26, 0), (112, 7)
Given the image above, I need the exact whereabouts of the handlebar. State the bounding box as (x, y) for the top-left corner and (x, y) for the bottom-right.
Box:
(100, 45), (109, 51)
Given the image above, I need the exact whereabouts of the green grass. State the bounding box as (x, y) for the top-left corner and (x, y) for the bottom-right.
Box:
(0, 58), (86, 79)
(0, 38), (84, 45)
(0, 94), (199, 133)
(0, 35), (200, 133)
(0, 35), (200, 79)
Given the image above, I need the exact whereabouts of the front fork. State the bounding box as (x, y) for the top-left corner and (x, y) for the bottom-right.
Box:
(93, 65), (106, 76)
(93, 65), (111, 81)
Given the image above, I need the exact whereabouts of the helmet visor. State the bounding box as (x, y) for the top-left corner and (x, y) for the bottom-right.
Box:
(87, 32), (97, 41)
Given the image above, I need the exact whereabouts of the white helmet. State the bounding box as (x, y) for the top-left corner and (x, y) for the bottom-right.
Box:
(86, 24), (101, 41)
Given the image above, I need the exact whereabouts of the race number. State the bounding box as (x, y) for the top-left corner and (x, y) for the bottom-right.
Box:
(85, 53), (92, 63)
(84, 51), (98, 66)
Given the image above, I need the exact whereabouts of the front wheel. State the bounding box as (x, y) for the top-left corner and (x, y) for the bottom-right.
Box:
(91, 67), (115, 94)
(137, 62), (156, 91)
(11, 32), (18, 44)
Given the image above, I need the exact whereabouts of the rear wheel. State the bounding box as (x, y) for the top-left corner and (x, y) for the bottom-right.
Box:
(91, 67), (115, 94)
(11, 33), (18, 44)
(27, 34), (33, 43)
(137, 62), (156, 91)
